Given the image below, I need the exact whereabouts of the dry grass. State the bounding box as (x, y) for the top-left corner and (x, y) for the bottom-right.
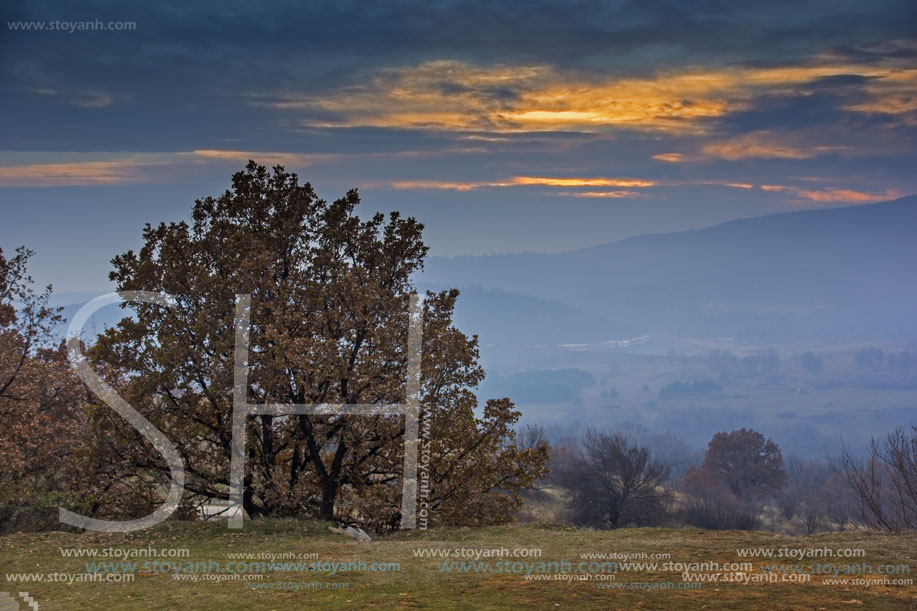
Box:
(1, 520), (914, 609)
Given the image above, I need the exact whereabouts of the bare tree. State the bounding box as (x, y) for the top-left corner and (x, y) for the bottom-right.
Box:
(781, 457), (832, 533)
(821, 471), (857, 530)
(559, 429), (671, 529)
(836, 426), (917, 532)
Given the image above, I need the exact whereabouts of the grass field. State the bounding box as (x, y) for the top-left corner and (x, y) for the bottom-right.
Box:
(2, 520), (915, 609)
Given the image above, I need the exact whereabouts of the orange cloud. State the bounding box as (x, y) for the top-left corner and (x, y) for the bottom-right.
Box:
(191, 149), (337, 166)
(389, 179), (513, 191)
(842, 68), (917, 116)
(0, 146), (500, 187)
(0, 158), (158, 186)
(703, 133), (815, 160)
(0, 150), (338, 187)
(700, 131), (855, 161)
(389, 176), (655, 191)
(652, 153), (692, 163)
(697, 181), (755, 189)
(759, 184), (901, 203)
(511, 176), (655, 188)
(557, 191), (643, 199)
(264, 60), (916, 134)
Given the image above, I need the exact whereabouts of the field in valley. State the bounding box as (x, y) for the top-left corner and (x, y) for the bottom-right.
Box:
(485, 337), (917, 457)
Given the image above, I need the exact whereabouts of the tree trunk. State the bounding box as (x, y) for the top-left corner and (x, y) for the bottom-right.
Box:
(319, 480), (337, 520)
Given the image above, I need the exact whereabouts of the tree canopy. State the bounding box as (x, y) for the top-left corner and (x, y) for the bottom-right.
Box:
(700, 428), (786, 500)
(0, 247), (92, 532)
(88, 162), (548, 530)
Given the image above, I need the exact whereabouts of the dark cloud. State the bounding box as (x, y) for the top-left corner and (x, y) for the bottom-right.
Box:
(4, 0), (915, 90)
(720, 92), (863, 132)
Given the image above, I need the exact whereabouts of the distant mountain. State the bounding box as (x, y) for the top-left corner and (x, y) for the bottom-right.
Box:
(51, 197), (917, 348)
(422, 196), (917, 342)
(418, 284), (629, 348)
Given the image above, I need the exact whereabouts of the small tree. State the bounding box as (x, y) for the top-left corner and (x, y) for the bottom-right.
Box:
(780, 456), (832, 533)
(560, 429), (670, 529)
(701, 428), (786, 500)
(800, 352), (824, 375)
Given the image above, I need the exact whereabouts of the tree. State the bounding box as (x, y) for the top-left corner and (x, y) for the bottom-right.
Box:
(799, 351), (824, 375)
(780, 456), (832, 533)
(559, 428), (671, 529)
(659, 378), (722, 400)
(680, 466), (760, 530)
(835, 426), (917, 532)
(88, 162), (547, 529)
(700, 428), (786, 500)
(0, 247), (93, 532)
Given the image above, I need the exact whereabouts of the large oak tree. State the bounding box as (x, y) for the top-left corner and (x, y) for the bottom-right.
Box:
(89, 162), (547, 529)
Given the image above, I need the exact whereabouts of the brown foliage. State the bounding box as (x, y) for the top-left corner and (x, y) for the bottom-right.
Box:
(88, 162), (547, 529)
(0, 248), (94, 532)
(677, 428), (787, 530)
(700, 428), (786, 500)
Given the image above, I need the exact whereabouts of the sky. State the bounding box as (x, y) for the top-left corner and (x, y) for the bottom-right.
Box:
(1, 0), (915, 292)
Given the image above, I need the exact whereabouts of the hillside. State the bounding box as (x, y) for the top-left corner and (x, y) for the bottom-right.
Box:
(423, 196), (917, 344)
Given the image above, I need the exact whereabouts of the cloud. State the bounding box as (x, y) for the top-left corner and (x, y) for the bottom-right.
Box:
(0, 150), (340, 186)
(759, 184), (901, 203)
(389, 175), (656, 191)
(263, 59), (917, 136)
(386, 175), (907, 206)
(388, 179), (508, 191)
(556, 191), (644, 199)
(5, 151), (905, 214)
(512, 176), (655, 188)
(0, 157), (164, 186)
(191, 149), (338, 166)
(697, 181), (756, 189)
(0, 146), (507, 187)
(701, 131), (850, 160)
(266, 60), (730, 133)
(70, 93), (113, 108)
(25, 88), (116, 108)
(842, 68), (917, 118)
(652, 153), (693, 163)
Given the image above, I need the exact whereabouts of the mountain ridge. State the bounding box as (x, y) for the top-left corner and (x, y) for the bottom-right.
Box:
(422, 195), (917, 342)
